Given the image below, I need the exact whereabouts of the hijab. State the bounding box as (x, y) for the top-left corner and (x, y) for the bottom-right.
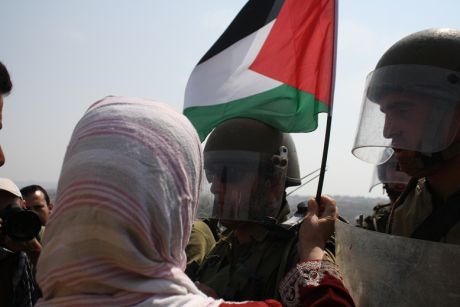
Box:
(36, 96), (220, 306)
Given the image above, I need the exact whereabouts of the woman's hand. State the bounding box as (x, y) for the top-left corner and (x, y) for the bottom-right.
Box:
(297, 195), (337, 260)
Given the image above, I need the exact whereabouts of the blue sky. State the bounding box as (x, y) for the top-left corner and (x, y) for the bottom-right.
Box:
(1, 0), (460, 197)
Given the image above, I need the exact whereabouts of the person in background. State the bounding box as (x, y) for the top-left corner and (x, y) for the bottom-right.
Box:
(356, 156), (410, 232)
(0, 178), (42, 306)
(0, 61), (13, 166)
(21, 185), (53, 227)
(0, 62), (42, 306)
(21, 185), (54, 243)
(36, 96), (354, 306)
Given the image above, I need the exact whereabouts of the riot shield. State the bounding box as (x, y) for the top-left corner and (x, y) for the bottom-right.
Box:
(336, 221), (460, 307)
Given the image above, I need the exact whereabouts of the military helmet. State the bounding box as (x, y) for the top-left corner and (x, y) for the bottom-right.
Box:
(204, 118), (301, 187)
(376, 28), (460, 71)
(352, 28), (460, 164)
(200, 118), (299, 223)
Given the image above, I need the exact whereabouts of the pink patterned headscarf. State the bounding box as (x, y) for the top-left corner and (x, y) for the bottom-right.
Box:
(36, 96), (220, 306)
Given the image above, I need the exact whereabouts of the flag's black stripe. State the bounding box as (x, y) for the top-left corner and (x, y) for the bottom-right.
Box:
(198, 0), (284, 64)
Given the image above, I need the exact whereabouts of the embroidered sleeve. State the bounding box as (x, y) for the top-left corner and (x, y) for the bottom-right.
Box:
(279, 260), (354, 307)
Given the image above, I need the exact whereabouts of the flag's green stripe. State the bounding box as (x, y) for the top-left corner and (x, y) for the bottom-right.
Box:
(184, 84), (329, 141)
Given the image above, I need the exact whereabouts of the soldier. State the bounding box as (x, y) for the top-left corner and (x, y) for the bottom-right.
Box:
(194, 118), (334, 301)
(352, 28), (460, 243)
(356, 155), (410, 232)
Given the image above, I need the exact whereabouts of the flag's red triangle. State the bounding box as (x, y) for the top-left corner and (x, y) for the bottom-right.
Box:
(249, 0), (335, 105)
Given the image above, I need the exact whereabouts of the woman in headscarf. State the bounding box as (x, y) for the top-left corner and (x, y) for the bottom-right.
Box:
(36, 96), (354, 306)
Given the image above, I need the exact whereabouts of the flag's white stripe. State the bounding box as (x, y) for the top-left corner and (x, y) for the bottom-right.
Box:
(184, 21), (282, 108)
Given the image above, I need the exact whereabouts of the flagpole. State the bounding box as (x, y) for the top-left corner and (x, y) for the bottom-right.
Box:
(315, 0), (338, 204)
(287, 172), (322, 196)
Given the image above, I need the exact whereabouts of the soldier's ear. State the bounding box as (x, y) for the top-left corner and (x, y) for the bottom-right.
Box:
(48, 202), (54, 211)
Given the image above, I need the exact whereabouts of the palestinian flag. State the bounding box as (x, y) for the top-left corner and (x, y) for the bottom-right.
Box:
(184, 0), (336, 141)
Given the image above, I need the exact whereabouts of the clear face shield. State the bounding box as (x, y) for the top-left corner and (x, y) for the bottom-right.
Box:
(197, 147), (288, 224)
(352, 65), (460, 164)
(369, 155), (411, 192)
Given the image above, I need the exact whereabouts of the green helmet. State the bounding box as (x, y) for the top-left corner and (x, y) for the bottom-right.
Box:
(202, 118), (300, 223)
(376, 28), (460, 70)
(204, 118), (301, 187)
(352, 28), (460, 165)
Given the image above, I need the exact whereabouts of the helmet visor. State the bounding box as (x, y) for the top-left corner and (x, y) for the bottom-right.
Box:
(369, 155), (410, 192)
(198, 149), (288, 224)
(353, 65), (460, 164)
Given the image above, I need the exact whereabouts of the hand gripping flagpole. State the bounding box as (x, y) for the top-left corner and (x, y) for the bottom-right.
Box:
(315, 0), (338, 205)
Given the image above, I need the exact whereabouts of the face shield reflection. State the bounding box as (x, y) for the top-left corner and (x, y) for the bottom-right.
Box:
(200, 149), (288, 224)
(353, 65), (460, 164)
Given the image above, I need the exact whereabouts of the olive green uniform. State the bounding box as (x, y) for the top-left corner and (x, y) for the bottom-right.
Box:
(390, 178), (460, 244)
(185, 220), (216, 278)
(194, 223), (298, 301)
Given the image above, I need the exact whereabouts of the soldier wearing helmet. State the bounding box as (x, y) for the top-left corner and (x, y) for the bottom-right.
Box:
(202, 118), (301, 225)
(352, 28), (460, 243)
(372, 156), (410, 204)
(356, 155), (410, 232)
(192, 118), (308, 301)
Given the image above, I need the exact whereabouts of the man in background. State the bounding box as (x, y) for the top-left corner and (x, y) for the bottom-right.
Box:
(21, 185), (54, 226)
(356, 156), (410, 232)
(21, 185), (54, 244)
(0, 178), (42, 306)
